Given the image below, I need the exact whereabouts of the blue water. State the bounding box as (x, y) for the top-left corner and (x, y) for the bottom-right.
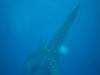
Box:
(0, 0), (100, 75)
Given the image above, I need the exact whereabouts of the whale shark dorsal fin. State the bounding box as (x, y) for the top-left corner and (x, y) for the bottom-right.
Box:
(24, 37), (44, 63)
(46, 5), (80, 50)
(34, 36), (46, 56)
(37, 36), (43, 50)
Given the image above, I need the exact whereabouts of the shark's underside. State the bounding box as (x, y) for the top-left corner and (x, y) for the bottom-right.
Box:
(23, 4), (80, 75)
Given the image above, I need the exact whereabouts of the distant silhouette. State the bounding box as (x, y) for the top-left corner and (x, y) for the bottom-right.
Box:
(23, 4), (80, 75)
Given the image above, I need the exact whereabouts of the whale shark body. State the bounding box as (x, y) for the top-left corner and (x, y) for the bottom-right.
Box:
(23, 5), (80, 75)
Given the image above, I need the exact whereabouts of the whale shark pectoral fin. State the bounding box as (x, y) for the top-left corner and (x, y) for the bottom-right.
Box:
(23, 52), (47, 75)
(23, 37), (47, 75)
(23, 64), (41, 75)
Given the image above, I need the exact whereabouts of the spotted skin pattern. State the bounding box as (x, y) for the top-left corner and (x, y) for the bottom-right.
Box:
(23, 5), (80, 75)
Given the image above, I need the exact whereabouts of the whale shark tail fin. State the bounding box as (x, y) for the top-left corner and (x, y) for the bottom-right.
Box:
(47, 5), (80, 50)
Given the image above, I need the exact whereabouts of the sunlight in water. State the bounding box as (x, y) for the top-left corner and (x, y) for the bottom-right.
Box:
(59, 45), (69, 55)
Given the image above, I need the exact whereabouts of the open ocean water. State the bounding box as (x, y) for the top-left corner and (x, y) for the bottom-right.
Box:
(0, 0), (100, 75)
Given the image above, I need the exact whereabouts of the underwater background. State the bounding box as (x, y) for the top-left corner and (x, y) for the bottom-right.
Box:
(0, 0), (100, 75)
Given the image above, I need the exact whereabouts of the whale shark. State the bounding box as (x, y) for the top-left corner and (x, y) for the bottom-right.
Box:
(23, 4), (80, 75)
